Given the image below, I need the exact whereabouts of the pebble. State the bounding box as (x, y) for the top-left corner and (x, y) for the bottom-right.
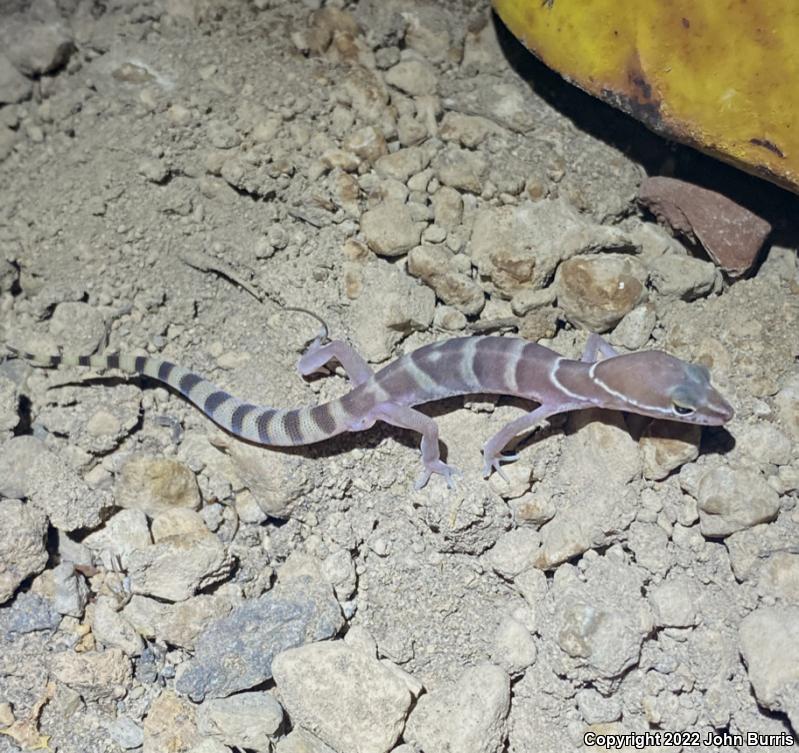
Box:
(144, 690), (201, 752)
(439, 112), (494, 148)
(0, 435), (110, 530)
(197, 691), (283, 751)
(639, 421), (701, 480)
(758, 552), (799, 603)
(360, 199), (422, 257)
(638, 176), (771, 277)
(48, 562), (90, 618)
(576, 688), (622, 724)
(431, 186), (463, 230)
(219, 437), (314, 518)
(432, 145), (488, 194)
(492, 615), (537, 674)
(91, 596), (144, 655)
(50, 648), (132, 702)
(115, 455), (201, 518)
(349, 259), (435, 362)
(275, 729), (336, 753)
(123, 591), (236, 650)
(83, 509), (152, 564)
(646, 254), (718, 301)
(0, 52), (31, 104)
(175, 577), (343, 701)
(0, 591), (60, 638)
(610, 303), (656, 350)
(775, 373), (799, 440)
(384, 59), (437, 96)
(273, 640), (412, 753)
(485, 528), (541, 579)
(556, 254), (648, 333)
(648, 575), (698, 627)
(737, 423), (793, 467)
(696, 466), (780, 537)
(125, 530), (233, 602)
(404, 662), (510, 753)
(107, 717), (145, 750)
(0, 20), (74, 76)
(343, 125), (387, 164)
(0, 499), (48, 604)
(739, 606), (799, 731)
(407, 244), (485, 315)
(374, 146), (428, 182)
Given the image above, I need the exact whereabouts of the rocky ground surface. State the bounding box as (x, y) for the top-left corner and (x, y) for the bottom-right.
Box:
(1, 1), (798, 752)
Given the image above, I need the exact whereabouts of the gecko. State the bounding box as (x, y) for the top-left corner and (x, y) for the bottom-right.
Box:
(5, 329), (734, 489)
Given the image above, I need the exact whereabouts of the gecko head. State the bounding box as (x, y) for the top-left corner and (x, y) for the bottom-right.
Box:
(591, 351), (734, 426)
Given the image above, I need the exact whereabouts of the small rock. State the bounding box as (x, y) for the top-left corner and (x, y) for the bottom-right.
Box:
(275, 729), (336, 753)
(739, 606), (799, 730)
(493, 616), (537, 674)
(218, 440), (314, 519)
(0, 499), (48, 604)
(0, 53), (31, 103)
(439, 112), (495, 148)
(404, 662), (510, 753)
(639, 421), (701, 480)
(384, 59), (437, 96)
(737, 423), (793, 467)
(374, 147), (428, 183)
(206, 121), (241, 149)
(431, 186), (463, 229)
(344, 126), (387, 164)
(610, 303), (656, 350)
(144, 690), (201, 753)
(107, 717), (144, 750)
(49, 562), (90, 618)
(0, 436), (110, 531)
(321, 548), (357, 601)
(485, 528), (541, 580)
(151, 508), (209, 542)
(433, 146), (487, 194)
(758, 552), (799, 604)
(1, 21), (74, 76)
(648, 575), (698, 627)
(556, 254), (648, 333)
(407, 244), (485, 316)
(115, 455), (201, 518)
(775, 374), (799, 440)
(576, 688), (622, 724)
(696, 466), (780, 537)
(83, 509), (152, 564)
(638, 176), (771, 277)
(91, 596), (144, 655)
(197, 691), (283, 751)
(123, 591), (235, 650)
(646, 254), (718, 300)
(349, 260), (435, 362)
(273, 640), (412, 753)
(360, 200), (421, 257)
(51, 648), (132, 702)
(175, 578), (343, 701)
(125, 531), (233, 602)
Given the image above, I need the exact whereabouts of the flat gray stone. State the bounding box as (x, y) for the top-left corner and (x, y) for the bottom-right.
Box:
(175, 577), (343, 701)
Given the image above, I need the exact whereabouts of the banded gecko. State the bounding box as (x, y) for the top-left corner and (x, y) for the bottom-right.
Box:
(6, 331), (734, 489)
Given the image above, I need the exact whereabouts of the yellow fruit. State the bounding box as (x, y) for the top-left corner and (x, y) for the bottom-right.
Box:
(493, 0), (799, 194)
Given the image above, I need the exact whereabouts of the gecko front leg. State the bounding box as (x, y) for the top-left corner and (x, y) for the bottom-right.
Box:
(297, 339), (374, 386)
(581, 333), (618, 363)
(369, 403), (462, 489)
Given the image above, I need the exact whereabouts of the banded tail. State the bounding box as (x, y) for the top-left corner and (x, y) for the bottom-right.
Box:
(5, 346), (348, 447)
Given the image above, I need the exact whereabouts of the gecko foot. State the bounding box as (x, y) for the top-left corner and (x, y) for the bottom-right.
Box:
(482, 452), (520, 482)
(415, 460), (463, 490)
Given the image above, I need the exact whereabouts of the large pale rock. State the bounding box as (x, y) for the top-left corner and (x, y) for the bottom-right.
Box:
(115, 455), (201, 518)
(50, 648), (132, 702)
(197, 691), (283, 751)
(273, 641), (412, 753)
(0, 499), (48, 604)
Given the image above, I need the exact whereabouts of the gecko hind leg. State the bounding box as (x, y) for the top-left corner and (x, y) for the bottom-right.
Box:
(482, 404), (557, 481)
(297, 340), (374, 386)
(369, 403), (461, 490)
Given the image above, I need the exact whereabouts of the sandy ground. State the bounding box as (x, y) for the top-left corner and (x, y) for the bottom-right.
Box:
(1, 1), (798, 752)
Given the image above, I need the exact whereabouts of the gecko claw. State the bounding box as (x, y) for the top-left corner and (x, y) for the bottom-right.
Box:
(415, 460), (463, 490)
(482, 452), (520, 482)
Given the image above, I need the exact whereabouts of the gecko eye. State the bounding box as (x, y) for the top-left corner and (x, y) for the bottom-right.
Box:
(672, 403), (695, 416)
